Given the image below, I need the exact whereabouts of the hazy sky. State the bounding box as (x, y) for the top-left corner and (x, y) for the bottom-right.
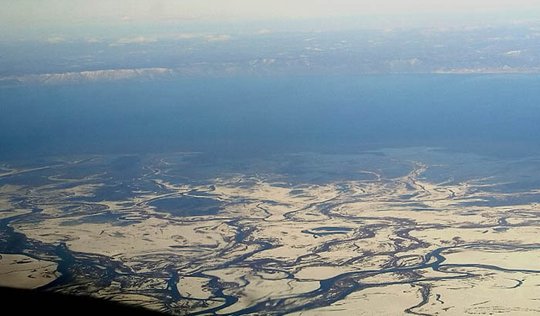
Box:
(2, 0), (540, 40)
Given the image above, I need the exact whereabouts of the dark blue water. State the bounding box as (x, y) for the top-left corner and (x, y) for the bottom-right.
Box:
(1, 75), (539, 160)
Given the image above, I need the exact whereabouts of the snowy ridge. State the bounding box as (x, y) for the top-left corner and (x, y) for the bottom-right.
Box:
(1, 68), (175, 85)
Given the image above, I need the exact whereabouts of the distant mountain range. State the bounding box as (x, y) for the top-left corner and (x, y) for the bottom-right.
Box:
(0, 68), (175, 85)
(2, 65), (539, 86)
(3, 23), (540, 85)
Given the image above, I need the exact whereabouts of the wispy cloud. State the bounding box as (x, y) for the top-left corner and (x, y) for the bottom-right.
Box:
(169, 33), (232, 42)
(85, 37), (102, 43)
(505, 50), (524, 57)
(256, 29), (272, 35)
(46, 36), (66, 44)
(205, 34), (231, 42)
(112, 36), (158, 46)
(172, 33), (202, 40)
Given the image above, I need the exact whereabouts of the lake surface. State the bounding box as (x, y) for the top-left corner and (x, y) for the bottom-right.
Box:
(1, 75), (539, 160)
